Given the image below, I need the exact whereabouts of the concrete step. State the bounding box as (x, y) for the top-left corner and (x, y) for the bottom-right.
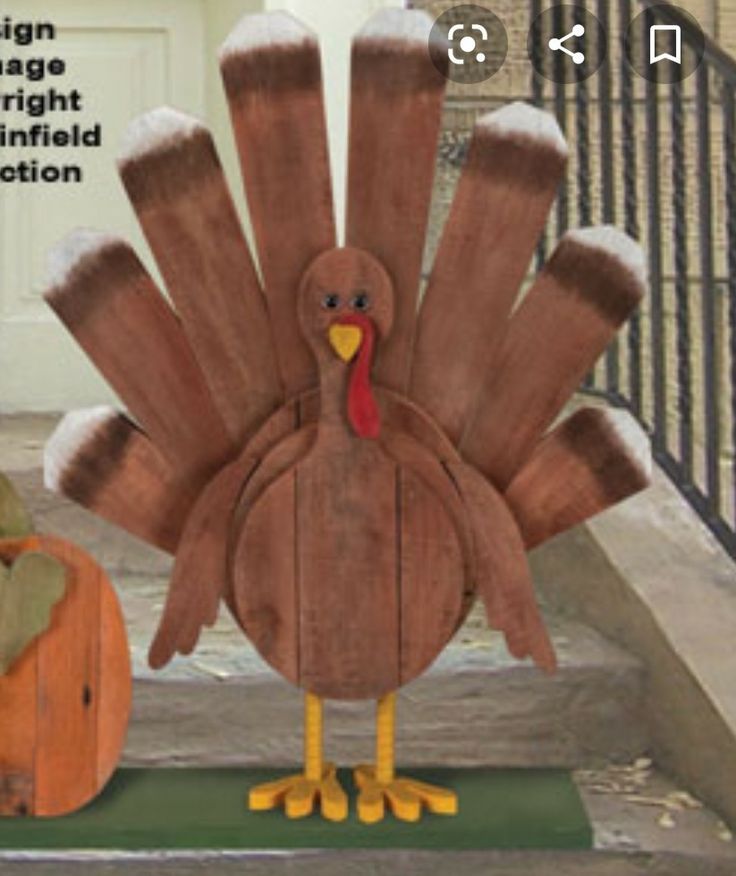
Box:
(123, 612), (647, 770)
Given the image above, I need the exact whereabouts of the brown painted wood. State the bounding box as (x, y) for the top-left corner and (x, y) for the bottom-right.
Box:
(147, 454), (259, 669)
(149, 402), (307, 669)
(377, 427), (475, 681)
(398, 467), (467, 684)
(506, 407), (651, 549)
(347, 9), (446, 393)
(446, 463), (556, 673)
(377, 428), (474, 571)
(46, 411), (198, 555)
(221, 13), (336, 396)
(232, 405), (473, 698)
(229, 426), (317, 682)
(231, 248), (467, 700)
(45, 237), (234, 479)
(295, 436), (399, 700)
(461, 232), (645, 490)
(119, 113), (283, 444)
(410, 105), (567, 444)
(233, 470), (299, 685)
(378, 389), (460, 463)
(0, 536), (131, 817)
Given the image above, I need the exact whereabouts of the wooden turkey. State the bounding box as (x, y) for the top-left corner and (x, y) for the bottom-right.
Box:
(43, 9), (651, 823)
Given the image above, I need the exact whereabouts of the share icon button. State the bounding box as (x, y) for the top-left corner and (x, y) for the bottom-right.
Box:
(548, 22), (586, 65)
(527, 4), (607, 83)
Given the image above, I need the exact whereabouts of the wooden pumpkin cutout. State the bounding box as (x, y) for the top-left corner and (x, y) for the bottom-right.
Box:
(42, 8), (652, 823)
(0, 479), (131, 818)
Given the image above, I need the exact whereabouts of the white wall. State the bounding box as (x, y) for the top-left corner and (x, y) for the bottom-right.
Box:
(266, 0), (404, 237)
(0, 0), (404, 411)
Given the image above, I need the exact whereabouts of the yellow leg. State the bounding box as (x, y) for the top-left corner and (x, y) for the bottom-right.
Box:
(354, 692), (458, 824)
(248, 693), (348, 822)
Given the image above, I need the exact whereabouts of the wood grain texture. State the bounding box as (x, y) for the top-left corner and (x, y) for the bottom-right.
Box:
(148, 454), (260, 670)
(232, 414), (473, 700)
(96, 579), (132, 790)
(33, 538), (101, 817)
(230, 426), (318, 682)
(398, 468), (467, 683)
(378, 389), (459, 463)
(377, 428), (474, 573)
(119, 118), (283, 444)
(445, 464), (557, 674)
(233, 469), (299, 684)
(377, 426), (475, 680)
(221, 20), (335, 396)
(461, 233), (645, 489)
(45, 238), (234, 478)
(410, 109), (567, 443)
(506, 407), (651, 549)
(295, 437), (399, 700)
(150, 401), (306, 669)
(48, 412), (197, 555)
(0, 536), (131, 817)
(347, 13), (446, 393)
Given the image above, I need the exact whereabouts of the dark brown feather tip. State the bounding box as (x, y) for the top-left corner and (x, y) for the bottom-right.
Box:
(351, 41), (447, 93)
(56, 414), (137, 508)
(465, 124), (568, 192)
(119, 127), (222, 206)
(45, 238), (145, 331)
(557, 407), (652, 504)
(221, 41), (321, 98)
(546, 229), (646, 325)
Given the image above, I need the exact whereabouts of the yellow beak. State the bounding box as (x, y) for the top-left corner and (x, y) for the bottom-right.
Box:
(328, 324), (362, 362)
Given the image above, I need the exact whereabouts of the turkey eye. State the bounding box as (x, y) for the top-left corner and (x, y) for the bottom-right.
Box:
(321, 293), (341, 310)
(351, 292), (370, 312)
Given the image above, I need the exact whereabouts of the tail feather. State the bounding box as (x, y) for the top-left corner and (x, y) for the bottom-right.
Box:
(347, 8), (447, 392)
(220, 11), (336, 396)
(44, 408), (199, 553)
(506, 407), (652, 549)
(411, 102), (567, 443)
(45, 231), (234, 479)
(118, 107), (283, 444)
(461, 226), (646, 489)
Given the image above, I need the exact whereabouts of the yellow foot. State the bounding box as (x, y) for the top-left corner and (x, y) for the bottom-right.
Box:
(248, 763), (348, 822)
(354, 765), (458, 824)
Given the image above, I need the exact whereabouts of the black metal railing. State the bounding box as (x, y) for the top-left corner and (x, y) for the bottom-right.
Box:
(414, 0), (736, 558)
(530, 0), (736, 558)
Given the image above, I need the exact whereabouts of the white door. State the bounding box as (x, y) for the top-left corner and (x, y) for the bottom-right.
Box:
(0, 0), (205, 411)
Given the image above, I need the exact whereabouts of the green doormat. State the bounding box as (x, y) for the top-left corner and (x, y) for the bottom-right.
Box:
(0, 768), (592, 850)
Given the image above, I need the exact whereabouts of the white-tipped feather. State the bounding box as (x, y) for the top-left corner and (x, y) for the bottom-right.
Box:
(477, 102), (568, 156)
(603, 408), (652, 480)
(44, 407), (118, 493)
(358, 8), (434, 44)
(118, 106), (205, 163)
(220, 11), (314, 59)
(565, 225), (647, 287)
(46, 229), (121, 290)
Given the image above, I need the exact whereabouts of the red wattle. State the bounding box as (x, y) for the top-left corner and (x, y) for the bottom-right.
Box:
(336, 313), (380, 439)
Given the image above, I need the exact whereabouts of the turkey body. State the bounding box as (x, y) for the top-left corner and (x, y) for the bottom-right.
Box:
(232, 400), (467, 700)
